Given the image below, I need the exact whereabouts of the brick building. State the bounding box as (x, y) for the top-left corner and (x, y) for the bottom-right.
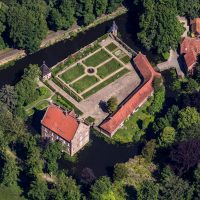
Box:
(41, 104), (90, 156)
(99, 53), (160, 137)
(191, 18), (200, 36)
(180, 37), (200, 74)
(41, 61), (51, 81)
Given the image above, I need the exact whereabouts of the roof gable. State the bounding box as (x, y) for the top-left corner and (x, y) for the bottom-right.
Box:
(41, 104), (79, 142)
(100, 53), (160, 135)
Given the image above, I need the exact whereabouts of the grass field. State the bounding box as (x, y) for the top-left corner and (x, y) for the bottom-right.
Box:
(120, 55), (130, 64)
(83, 49), (111, 67)
(105, 42), (118, 51)
(60, 63), (85, 83)
(82, 68), (130, 98)
(97, 58), (123, 78)
(70, 75), (99, 93)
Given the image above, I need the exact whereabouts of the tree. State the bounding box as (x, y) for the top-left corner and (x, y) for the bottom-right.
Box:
(28, 178), (48, 200)
(107, 96), (118, 113)
(51, 172), (81, 200)
(59, 0), (76, 29)
(90, 176), (116, 200)
(48, 0), (76, 31)
(177, 107), (200, 130)
(114, 156), (156, 189)
(170, 139), (200, 175)
(43, 141), (62, 175)
(137, 0), (184, 54)
(178, 124), (200, 141)
(0, 85), (17, 111)
(94, 0), (108, 17)
(142, 139), (156, 162)
(83, 0), (95, 25)
(148, 83), (165, 115)
(7, 2), (48, 53)
(177, 0), (200, 19)
(26, 146), (44, 178)
(114, 163), (129, 182)
(182, 78), (199, 94)
(0, 2), (7, 50)
(80, 168), (96, 186)
(1, 155), (20, 186)
(158, 127), (176, 147)
(15, 64), (41, 108)
(106, 0), (123, 14)
(193, 164), (200, 200)
(137, 181), (159, 200)
(159, 166), (194, 200)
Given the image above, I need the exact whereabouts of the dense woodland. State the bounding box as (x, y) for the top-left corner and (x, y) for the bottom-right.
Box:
(1, 0), (200, 199)
(0, 0), (123, 53)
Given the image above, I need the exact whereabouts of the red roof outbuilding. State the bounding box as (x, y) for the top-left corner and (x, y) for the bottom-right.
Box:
(100, 53), (160, 136)
(180, 37), (200, 71)
(191, 18), (200, 35)
(41, 104), (79, 142)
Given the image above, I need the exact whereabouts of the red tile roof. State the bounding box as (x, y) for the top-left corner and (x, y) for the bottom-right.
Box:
(180, 37), (200, 70)
(191, 18), (200, 35)
(100, 53), (160, 136)
(41, 104), (79, 142)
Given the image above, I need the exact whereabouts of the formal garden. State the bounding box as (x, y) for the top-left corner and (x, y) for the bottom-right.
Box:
(50, 36), (132, 101)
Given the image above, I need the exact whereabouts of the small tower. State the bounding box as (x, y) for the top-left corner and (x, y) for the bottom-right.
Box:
(40, 61), (51, 82)
(109, 21), (118, 37)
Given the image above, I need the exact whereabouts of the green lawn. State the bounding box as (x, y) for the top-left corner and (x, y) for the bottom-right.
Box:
(70, 75), (99, 93)
(25, 86), (51, 110)
(105, 42), (118, 51)
(113, 101), (154, 144)
(60, 63), (85, 83)
(97, 58), (123, 79)
(83, 49), (111, 67)
(51, 78), (82, 102)
(0, 185), (26, 200)
(120, 55), (130, 64)
(82, 68), (130, 98)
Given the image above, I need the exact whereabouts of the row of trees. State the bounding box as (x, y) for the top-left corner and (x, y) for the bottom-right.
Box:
(0, 0), (123, 53)
(135, 0), (200, 55)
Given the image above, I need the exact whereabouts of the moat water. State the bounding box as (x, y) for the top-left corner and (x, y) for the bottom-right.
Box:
(0, 9), (160, 180)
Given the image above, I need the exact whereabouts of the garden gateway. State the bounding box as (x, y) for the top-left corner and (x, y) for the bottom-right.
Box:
(40, 22), (160, 154)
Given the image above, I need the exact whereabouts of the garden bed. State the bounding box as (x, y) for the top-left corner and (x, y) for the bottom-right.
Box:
(97, 58), (123, 78)
(105, 42), (118, 51)
(82, 68), (129, 98)
(52, 77), (82, 102)
(60, 63), (85, 83)
(120, 55), (131, 64)
(70, 75), (99, 93)
(83, 49), (111, 67)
